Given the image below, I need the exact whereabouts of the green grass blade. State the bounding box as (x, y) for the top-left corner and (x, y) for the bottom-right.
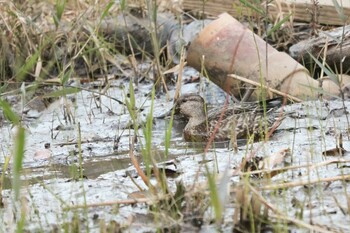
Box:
(308, 52), (340, 85)
(125, 80), (136, 123)
(299, 84), (341, 99)
(119, 0), (127, 11)
(0, 155), (11, 207)
(13, 126), (26, 200)
(129, 80), (136, 112)
(16, 50), (40, 82)
(239, 0), (264, 14)
(43, 87), (80, 98)
(332, 0), (347, 23)
(101, 1), (115, 20)
(142, 87), (155, 174)
(61, 68), (73, 85)
(0, 99), (20, 124)
(16, 209), (26, 233)
(164, 108), (174, 158)
(0, 83), (9, 94)
(206, 167), (222, 223)
(267, 13), (292, 37)
(53, 0), (66, 28)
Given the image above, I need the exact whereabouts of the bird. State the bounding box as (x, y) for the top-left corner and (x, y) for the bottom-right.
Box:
(174, 94), (284, 142)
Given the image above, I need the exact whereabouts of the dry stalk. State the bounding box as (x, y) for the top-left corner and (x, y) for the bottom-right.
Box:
(261, 174), (350, 190)
(227, 74), (302, 103)
(64, 197), (151, 210)
(128, 135), (155, 190)
(204, 94), (231, 153)
(269, 213), (332, 233)
(308, 0), (320, 36)
(173, 47), (186, 101)
(249, 184), (334, 233)
(234, 158), (350, 177)
(318, 38), (329, 99)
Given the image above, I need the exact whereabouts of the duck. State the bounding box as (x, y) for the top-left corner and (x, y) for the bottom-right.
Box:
(174, 94), (284, 142)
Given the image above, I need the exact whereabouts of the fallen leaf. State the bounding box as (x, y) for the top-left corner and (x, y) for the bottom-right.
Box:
(259, 148), (291, 170)
(323, 134), (347, 156)
(34, 149), (52, 160)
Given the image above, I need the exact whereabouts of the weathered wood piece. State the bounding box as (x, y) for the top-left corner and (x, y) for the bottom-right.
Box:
(183, 0), (350, 26)
(99, 13), (180, 56)
(289, 25), (350, 73)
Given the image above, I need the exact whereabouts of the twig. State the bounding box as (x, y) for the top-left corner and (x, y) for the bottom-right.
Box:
(173, 48), (186, 101)
(54, 137), (113, 146)
(233, 158), (350, 177)
(261, 174), (350, 190)
(64, 197), (151, 210)
(227, 74), (302, 103)
(129, 135), (154, 189)
(70, 85), (127, 106)
(249, 184), (336, 233)
(269, 213), (333, 233)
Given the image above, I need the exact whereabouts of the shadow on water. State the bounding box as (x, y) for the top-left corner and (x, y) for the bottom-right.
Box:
(1, 156), (132, 190)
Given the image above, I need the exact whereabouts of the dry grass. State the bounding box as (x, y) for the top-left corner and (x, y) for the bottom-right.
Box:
(0, 0), (123, 84)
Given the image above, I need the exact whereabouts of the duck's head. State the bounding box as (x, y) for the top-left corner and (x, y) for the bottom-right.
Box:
(175, 94), (206, 119)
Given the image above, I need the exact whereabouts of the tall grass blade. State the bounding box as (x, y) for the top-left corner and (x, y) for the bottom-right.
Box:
(43, 87), (80, 98)
(16, 208), (26, 233)
(125, 80), (137, 123)
(142, 87), (155, 175)
(164, 109), (174, 158)
(101, 1), (115, 20)
(53, 0), (66, 28)
(308, 52), (340, 85)
(0, 99), (20, 124)
(119, 0), (127, 12)
(267, 14), (292, 37)
(0, 156), (11, 207)
(206, 166), (222, 223)
(16, 50), (40, 82)
(332, 0), (347, 23)
(0, 95), (25, 202)
(13, 126), (25, 200)
(61, 68), (73, 85)
(0, 83), (9, 94)
(299, 84), (340, 99)
(239, 0), (264, 14)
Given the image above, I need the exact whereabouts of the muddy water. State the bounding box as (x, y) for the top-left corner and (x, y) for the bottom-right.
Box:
(1, 71), (350, 232)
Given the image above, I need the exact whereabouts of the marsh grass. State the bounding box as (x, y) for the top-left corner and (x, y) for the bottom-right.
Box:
(0, 1), (122, 231)
(1, 0), (350, 232)
(0, 0), (266, 230)
(193, 0), (350, 232)
(125, 79), (186, 224)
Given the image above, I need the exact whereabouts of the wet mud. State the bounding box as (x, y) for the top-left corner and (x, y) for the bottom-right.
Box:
(1, 69), (350, 232)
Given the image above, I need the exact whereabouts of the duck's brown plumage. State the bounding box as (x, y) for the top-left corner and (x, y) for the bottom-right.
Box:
(175, 94), (284, 142)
